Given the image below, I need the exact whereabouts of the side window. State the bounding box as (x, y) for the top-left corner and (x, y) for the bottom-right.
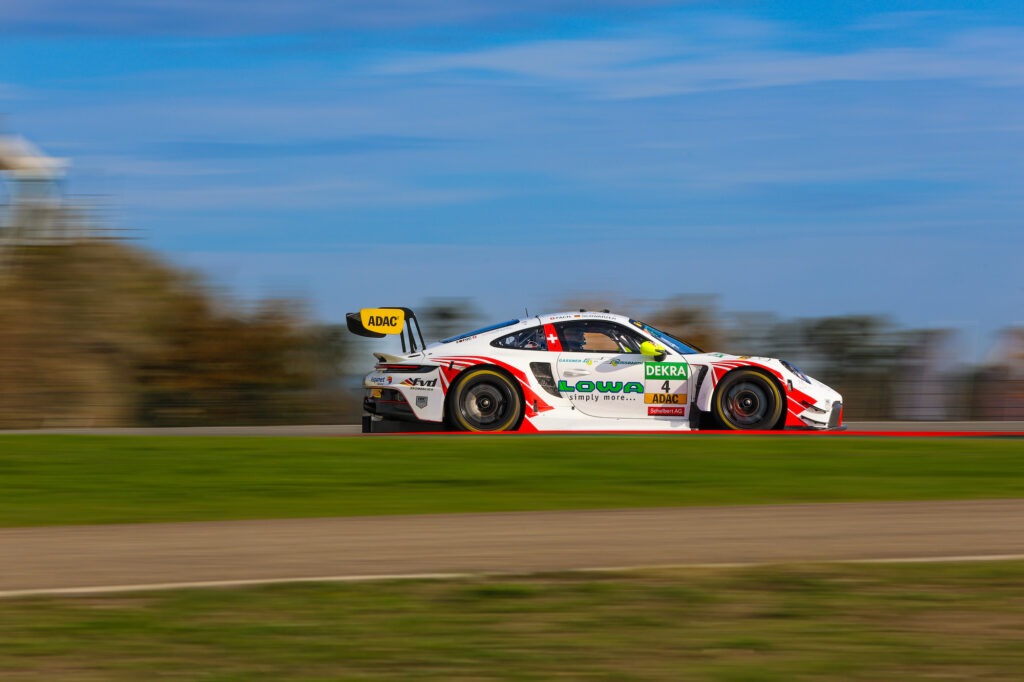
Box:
(491, 325), (548, 351)
(556, 321), (646, 353)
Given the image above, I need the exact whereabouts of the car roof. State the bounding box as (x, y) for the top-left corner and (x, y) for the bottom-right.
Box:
(536, 311), (633, 325)
(427, 311), (638, 348)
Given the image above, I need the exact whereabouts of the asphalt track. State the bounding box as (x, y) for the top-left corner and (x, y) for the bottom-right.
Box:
(4, 499), (1024, 598)
(3, 422), (1022, 598)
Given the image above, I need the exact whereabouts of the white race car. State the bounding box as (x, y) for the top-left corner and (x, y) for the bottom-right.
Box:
(348, 308), (844, 433)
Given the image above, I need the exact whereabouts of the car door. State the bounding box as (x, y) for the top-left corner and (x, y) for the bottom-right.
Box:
(553, 320), (648, 419)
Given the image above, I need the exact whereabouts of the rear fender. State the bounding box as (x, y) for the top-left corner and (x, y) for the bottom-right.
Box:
(443, 364), (526, 431)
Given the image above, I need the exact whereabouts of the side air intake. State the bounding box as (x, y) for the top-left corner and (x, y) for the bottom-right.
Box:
(529, 362), (561, 398)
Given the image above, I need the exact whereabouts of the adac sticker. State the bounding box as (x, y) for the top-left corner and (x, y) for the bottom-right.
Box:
(644, 393), (687, 405)
(360, 308), (405, 334)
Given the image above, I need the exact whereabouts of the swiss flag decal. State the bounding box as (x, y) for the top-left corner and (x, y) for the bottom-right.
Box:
(543, 324), (562, 352)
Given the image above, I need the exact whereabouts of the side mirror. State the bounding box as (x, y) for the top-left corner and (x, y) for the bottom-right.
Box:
(639, 341), (667, 362)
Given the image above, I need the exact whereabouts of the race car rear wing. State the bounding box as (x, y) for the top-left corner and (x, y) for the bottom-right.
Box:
(345, 307), (427, 353)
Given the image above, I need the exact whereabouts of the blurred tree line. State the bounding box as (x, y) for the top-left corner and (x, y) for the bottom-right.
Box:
(0, 240), (350, 427)
(0, 240), (1020, 428)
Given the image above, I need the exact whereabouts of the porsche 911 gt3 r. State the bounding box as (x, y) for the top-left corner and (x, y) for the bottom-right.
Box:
(347, 308), (844, 433)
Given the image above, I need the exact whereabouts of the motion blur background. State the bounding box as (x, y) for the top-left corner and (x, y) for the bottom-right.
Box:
(1, 0), (1022, 428)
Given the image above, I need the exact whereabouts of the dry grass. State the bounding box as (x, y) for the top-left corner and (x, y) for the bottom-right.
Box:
(1, 562), (1022, 680)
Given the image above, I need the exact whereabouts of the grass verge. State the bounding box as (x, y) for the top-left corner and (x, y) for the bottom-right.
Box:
(1, 434), (1022, 526)
(1, 561), (1023, 680)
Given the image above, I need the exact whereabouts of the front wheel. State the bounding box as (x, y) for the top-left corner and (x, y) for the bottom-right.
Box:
(448, 368), (523, 432)
(712, 369), (783, 430)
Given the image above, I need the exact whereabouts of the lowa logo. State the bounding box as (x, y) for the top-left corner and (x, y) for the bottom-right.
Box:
(557, 380), (643, 394)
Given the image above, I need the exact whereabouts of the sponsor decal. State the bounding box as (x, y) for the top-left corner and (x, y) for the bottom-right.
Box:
(644, 362), (689, 380)
(648, 406), (686, 417)
(360, 308), (405, 334)
(416, 396), (428, 408)
(369, 376), (388, 385)
(644, 393), (687, 405)
(401, 378), (438, 388)
(557, 380), (643, 394)
(609, 359), (642, 367)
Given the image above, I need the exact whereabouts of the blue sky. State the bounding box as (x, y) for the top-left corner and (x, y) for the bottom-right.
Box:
(2, 0), (1022, 356)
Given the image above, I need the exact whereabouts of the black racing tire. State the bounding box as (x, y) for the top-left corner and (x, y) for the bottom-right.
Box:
(448, 367), (523, 432)
(712, 369), (784, 430)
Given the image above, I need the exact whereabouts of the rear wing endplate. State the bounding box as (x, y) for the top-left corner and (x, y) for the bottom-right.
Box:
(345, 307), (427, 354)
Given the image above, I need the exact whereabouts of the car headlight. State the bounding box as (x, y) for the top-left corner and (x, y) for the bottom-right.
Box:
(781, 360), (811, 384)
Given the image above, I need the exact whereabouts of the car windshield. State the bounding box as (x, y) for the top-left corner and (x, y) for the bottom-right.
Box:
(631, 319), (703, 355)
(440, 319), (520, 344)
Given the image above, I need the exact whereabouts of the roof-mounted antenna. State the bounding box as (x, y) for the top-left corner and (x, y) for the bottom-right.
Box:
(524, 306), (529, 317)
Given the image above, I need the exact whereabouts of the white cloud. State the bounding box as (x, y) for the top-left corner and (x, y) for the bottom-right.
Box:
(118, 175), (502, 212)
(0, 0), (678, 36)
(0, 82), (27, 101)
(373, 25), (1024, 99)
(377, 38), (675, 81)
(851, 10), (959, 32)
(84, 156), (241, 178)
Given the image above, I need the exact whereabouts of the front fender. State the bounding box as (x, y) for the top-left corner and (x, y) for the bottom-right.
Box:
(694, 362), (789, 428)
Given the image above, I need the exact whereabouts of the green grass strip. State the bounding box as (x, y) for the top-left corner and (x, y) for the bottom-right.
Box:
(2, 561), (1024, 680)
(1, 434), (1022, 526)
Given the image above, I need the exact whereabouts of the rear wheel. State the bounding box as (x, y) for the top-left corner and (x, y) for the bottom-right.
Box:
(712, 369), (783, 430)
(448, 368), (523, 432)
